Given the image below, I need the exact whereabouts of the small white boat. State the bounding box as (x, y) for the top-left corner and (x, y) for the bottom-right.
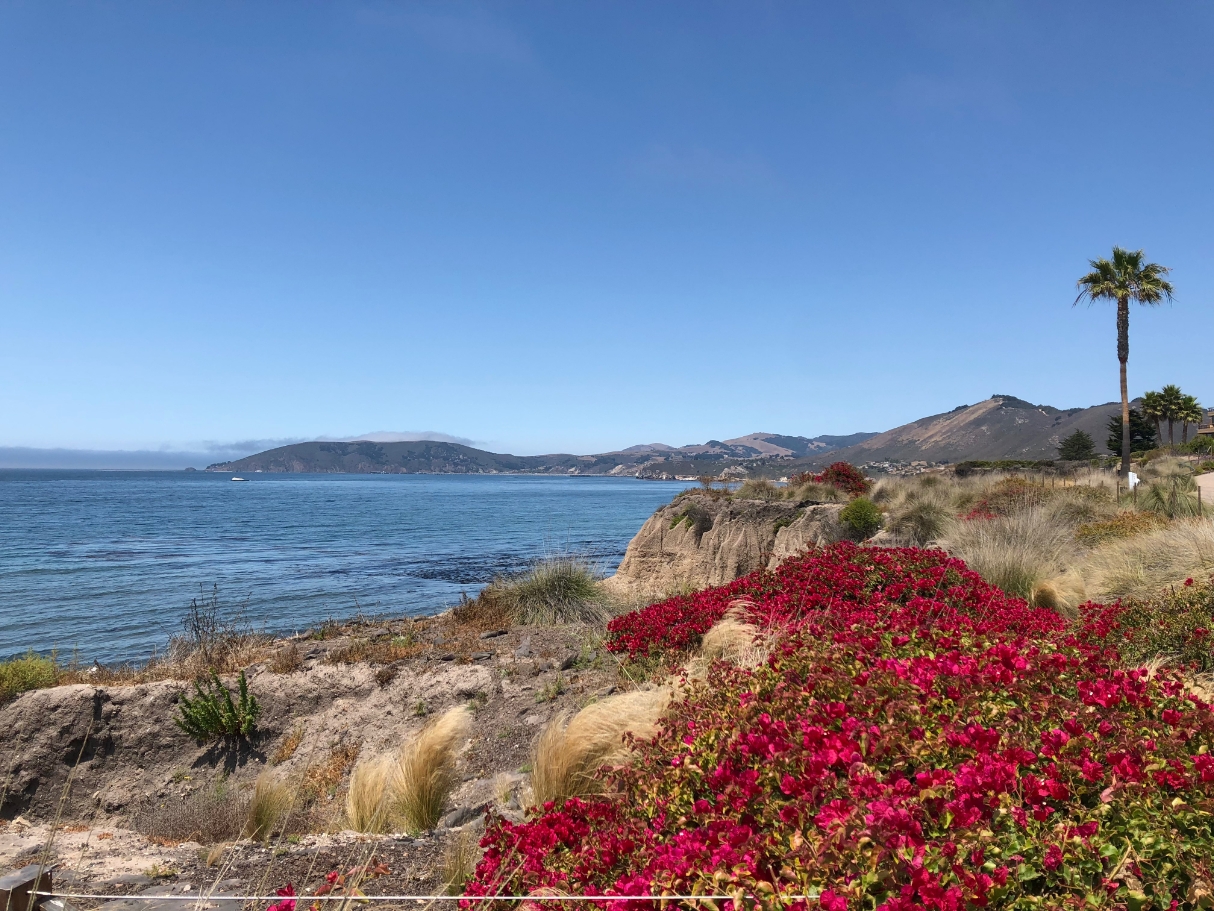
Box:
(231, 477), (248, 482)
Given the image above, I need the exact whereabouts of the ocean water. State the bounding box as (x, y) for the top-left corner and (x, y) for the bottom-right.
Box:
(0, 471), (690, 664)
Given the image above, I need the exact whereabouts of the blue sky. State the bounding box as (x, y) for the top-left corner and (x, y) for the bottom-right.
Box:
(2, 2), (1211, 460)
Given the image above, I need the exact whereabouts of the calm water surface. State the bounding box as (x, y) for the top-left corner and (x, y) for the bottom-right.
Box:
(0, 471), (690, 664)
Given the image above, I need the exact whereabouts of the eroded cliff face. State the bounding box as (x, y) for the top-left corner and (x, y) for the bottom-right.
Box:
(604, 493), (843, 598)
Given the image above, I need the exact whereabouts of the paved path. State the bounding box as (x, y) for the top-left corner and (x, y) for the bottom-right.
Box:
(1199, 472), (1214, 509)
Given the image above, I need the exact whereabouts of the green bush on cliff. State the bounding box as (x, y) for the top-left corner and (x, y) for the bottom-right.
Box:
(839, 496), (883, 540)
(0, 651), (58, 704)
(175, 670), (260, 741)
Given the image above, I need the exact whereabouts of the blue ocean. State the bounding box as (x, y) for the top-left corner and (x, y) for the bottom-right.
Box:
(0, 471), (689, 664)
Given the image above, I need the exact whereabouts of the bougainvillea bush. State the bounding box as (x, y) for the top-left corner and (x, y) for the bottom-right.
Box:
(791, 463), (873, 498)
(467, 545), (1214, 910)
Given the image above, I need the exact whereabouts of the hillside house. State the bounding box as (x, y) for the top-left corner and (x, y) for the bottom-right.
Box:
(1199, 407), (1214, 438)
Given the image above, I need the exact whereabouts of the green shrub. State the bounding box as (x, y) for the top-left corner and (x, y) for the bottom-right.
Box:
(175, 670), (260, 741)
(0, 651), (58, 704)
(838, 497), (882, 540)
(1116, 579), (1214, 671)
(669, 503), (714, 538)
(773, 508), (805, 534)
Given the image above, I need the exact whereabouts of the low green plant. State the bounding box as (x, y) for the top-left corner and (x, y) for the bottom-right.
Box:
(773, 508), (805, 534)
(1116, 579), (1214, 671)
(536, 674), (566, 703)
(175, 670), (260, 741)
(0, 651), (58, 704)
(669, 503), (714, 537)
(838, 497), (882, 540)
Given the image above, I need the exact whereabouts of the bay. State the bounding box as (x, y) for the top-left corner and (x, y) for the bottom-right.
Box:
(0, 470), (689, 664)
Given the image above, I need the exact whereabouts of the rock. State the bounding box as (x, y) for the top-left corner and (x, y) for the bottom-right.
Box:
(559, 653), (578, 671)
(440, 804), (486, 829)
(479, 629), (508, 640)
(471, 652), (492, 661)
(523, 714), (544, 726)
(603, 496), (843, 597)
(513, 636), (531, 658)
(437, 653), (456, 661)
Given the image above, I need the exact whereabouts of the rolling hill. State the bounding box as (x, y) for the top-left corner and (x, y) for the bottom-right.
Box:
(206, 396), (1130, 476)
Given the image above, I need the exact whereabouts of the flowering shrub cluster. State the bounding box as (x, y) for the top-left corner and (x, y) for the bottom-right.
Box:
(606, 544), (983, 658)
(267, 860), (391, 911)
(790, 462), (872, 498)
(470, 546), (1214, 910)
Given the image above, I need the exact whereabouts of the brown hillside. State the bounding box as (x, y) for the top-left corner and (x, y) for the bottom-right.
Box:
(824, 395), (1127, 464)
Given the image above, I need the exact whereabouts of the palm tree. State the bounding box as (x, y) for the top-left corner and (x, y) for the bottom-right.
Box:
(1160, 384), (1184, 447)
(1075, 248), (1174, 477)
(1180, 395), (1203, 444)
(1141, 390), (1165, 446)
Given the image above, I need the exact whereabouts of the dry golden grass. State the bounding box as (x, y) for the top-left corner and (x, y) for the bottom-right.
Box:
(389, 706), (473, 832)
(699, 606), (768, 668)
(1084, 519), (1214, 603)
(269, 642), (303, 674)
(1076, 511), (1169, 546)
(944, 506), (1080, 612)
(272, 725), (305, 765)
(243, 771), (292, 841)
(347, 707), (472, 834)
(345, 753), (395, 834)
(530, 688), (670, 809)
(326, 636), (424, 665)
(302, 741), (360, 801)
(442, 827), (482, 895)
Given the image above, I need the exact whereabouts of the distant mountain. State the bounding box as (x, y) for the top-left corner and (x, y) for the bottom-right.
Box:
(206, 431), (879, 476)
(205, 396), (1130, 477)
(208, 440), (565, 475)
(823, 395), (1128, 466)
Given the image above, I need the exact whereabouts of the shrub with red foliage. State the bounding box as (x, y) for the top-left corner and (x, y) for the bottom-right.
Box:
(790, 462), (872, 498)
(468, 546), (1214, 910)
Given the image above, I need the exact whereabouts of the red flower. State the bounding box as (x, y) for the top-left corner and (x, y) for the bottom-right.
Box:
(1043, 844), (1063, 872)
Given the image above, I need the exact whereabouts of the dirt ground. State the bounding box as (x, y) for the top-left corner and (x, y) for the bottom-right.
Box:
(0, 612), (638, 905)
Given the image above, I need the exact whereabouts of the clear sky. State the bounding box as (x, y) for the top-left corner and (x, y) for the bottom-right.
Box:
(2, 2), (1211, 460)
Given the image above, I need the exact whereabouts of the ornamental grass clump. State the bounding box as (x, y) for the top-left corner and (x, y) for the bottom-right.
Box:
(347, 707), (472, 834)
(1085, 519), (1214, 603)
(944, 506), (1076, 609)
(468, 543), (1214, 908)
(478, 556), (613, 625)
(529, 688), (670, 810)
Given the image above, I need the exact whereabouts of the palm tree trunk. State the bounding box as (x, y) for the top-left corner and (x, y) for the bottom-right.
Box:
(1183, 422), (1190, 444)
(1118, 299), (1130, 478)
(1168, 419), (1175, 448)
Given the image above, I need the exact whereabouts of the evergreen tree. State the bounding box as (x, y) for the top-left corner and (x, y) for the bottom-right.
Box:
(1106, 408), (1157, 455)
(1057, 430), (1097, 461)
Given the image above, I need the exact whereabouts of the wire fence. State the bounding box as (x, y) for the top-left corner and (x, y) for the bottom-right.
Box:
(30, 891), (816, 905)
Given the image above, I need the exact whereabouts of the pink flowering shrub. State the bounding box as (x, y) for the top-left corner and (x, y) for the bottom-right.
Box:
(469, 546), (1214, 910)
(791, 462), (872, 497)
(606, 544), (988, 658)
